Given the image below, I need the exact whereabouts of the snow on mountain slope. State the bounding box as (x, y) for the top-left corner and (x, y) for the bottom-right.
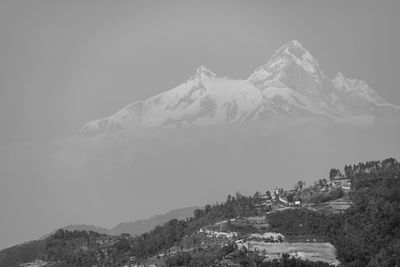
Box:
(81, 67), (265, 134)
(248, 40), (339, 117)
(332, 72), (387, 105)
(80, 40), (399, 135)
(261, 86), (327, 117)
(248, 40), (324, 90)
(330, 72), (400, 116)
(140, 67), (264, 127)
(81, 101), (143, 134)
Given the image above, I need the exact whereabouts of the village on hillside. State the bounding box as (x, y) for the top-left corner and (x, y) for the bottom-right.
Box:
(138, 172), (356, 267)
(7, 159), (400, 267)
(254, 170), (352, 215)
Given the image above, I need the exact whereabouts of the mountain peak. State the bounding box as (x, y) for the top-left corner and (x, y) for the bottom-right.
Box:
(248, 40), (322, 89)
(191, 66), (216, 80)
(272, 40), (320, 73)
(283, 40), (304, 49)
(332, 72), (388, 105)
(273, 40), (308, 58)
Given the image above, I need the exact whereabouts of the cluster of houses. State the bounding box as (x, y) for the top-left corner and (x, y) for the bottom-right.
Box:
(255, 174), (352, 212)
(329, 177), (351, 190)
(318, 175), (352, 191)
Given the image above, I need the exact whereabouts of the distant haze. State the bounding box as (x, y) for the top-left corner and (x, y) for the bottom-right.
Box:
(1, 119), (400, 250)
(1, 0), (400, 251)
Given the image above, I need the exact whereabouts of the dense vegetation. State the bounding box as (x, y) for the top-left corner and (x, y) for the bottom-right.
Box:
(308, 188), (344, 204)
(332, 157), (400, 189)
(0, 230), (104, 267)
(164, 244), (236, 266)
(0, 240), (47, 267)
(165, 250), (332, 267)
(270, 159), (400, 267)
(130, 159), (400, 265)
(233, 252), (332, 267)
(129, 192), (265, 259)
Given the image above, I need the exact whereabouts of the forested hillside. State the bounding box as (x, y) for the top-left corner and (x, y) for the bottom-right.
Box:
(1, 158), (399, 266)
(270, 158), (400, 266)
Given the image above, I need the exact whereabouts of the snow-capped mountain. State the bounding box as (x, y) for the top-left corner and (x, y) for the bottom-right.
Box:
(81, 40), (399, 134)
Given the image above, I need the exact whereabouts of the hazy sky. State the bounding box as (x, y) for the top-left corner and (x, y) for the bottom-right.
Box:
(0, 0), (400, 145)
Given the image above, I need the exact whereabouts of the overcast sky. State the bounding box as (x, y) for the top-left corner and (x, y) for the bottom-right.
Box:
(0, 0), (400, 146)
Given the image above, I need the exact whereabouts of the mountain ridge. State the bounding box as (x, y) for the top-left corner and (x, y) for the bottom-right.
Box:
(40, 206), (197, 239)
(80, 40), (400, 135)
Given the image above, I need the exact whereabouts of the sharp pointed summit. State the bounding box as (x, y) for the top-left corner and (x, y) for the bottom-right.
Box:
(275, 40), (307, 54)
(248, 40), (323, 91)
(189, 66), (217, 81)
(196, 65), (216, 76)
(275, 40), (320, 71)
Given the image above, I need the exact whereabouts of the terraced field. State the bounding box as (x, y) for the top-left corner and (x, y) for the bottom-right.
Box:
(308, 197), (352, 214)
(246, 241), (340, 266)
